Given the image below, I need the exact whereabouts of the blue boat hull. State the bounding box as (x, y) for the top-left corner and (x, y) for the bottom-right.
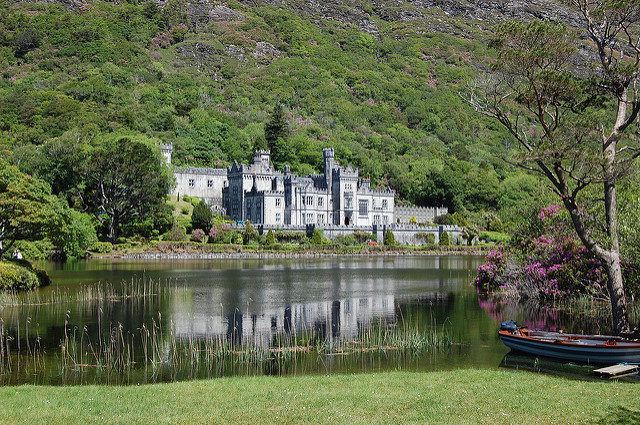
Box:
(499, 334), (640, 364)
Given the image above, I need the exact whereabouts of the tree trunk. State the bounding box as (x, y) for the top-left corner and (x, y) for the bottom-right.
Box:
(602, 250), (629, 334)
(108, 212), (119, 243)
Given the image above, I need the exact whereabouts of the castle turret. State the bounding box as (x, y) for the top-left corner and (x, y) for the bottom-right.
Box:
(159, 143), (173, 165)
(323, 148), (335, 188)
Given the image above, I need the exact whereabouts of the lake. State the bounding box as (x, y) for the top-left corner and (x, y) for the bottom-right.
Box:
(0, 255), (618, 385)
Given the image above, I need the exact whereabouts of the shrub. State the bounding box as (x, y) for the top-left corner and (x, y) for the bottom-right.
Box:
(310, 228), (323, 245)
(176, 216), (193, 234)
(488, 218), (505, 232)
(416, 232), (436, 245)
(243, 221), (260, 244)
(165, 223), (187, 241)
(90, 241), (113, 253)
(10, 239), (55, 260)
(275, 231), (307, 244)
(232, 232), (243, 244)
(265, 229), (276, 246)
(208, 223), (235, 243)
(353, 230), (374, 244)
(181, 206), (190, 215)
(479, 231), (511, 244)
(384, 230), (396, 246)
(409, 216), (417, 224)
(334, 234), (357, 245)
(191, 201), (213, 231)
(190, 229), (207, 243)
(439, 231), (450, 246)
(0, 261), (40, 290)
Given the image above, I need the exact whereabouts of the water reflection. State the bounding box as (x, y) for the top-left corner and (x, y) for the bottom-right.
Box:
(0, 256), (516, 385)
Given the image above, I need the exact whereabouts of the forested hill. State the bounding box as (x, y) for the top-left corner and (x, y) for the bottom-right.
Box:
(0, 0), (557, 220)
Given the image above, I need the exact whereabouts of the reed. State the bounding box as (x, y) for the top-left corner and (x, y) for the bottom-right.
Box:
(0, 309), (452, 385)
(0, 278), (178, 307)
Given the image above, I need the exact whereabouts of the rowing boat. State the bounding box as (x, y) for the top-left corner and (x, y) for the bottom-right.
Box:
(498, 321), (640, 364)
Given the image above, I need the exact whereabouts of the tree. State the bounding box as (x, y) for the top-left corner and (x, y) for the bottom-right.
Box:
(0, 161), (58, 258)
(264, 229), (276, 246)
(439, 231), (450, 247)
(264, 103), (289, 167)
(384, 229), (396, 246)
(48, 201), (97, 260)
(310, 228), (323, 245)
(243, 221), (259, 244)
(466, 3), (640, 333)
(191, 200), (213, 232)
(83, 137), (173, 242)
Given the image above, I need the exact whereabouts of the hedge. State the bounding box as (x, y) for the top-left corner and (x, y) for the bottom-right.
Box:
(0, 260), (50, 291)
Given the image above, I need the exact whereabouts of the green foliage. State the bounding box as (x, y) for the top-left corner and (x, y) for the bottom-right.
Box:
(479, 231), (511, 244)
(191, 201), (213, 231)
(310, 228), (323, 245)
(11, 240), (55, 260)
(48, 203), (98, 259)
(409, 216), (417, 224)
(0, 0), (531, 222)
(243, 221), (260, 244)
(165, 223), (187, 242)
(0, 261), (39, 291)
(439, 231), (450, 246)
(353, 230), (375, 244)
(384, 230), (396, 246)
(487, 218), (504, 233)
(181, 206), (190, 215)
(264, 229), (276, 246)
(83, 136), (173, 242)
(0, 160), (59, 257)
(90, 241), (113, 253)
(416, 232), (436, 245)
(275, 231), (307, 244)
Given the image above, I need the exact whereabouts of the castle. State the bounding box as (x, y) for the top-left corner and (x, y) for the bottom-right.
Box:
(161, 144), (397, 226)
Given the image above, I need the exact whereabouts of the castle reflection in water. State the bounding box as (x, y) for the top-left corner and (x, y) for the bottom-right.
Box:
(171, 294), (396, 347)
(163, 256), (475, 347)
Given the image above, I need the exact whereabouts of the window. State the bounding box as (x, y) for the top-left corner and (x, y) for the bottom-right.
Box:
(233, 187), (238, 195)
(307, 213), (314, 223)
(247, 199), (252, 208)
(374, 215), (381, 224)
(188, 179), (195, 187)
(382, 199), (388, 210)
(318, 197), (324, 207)
(318, 214), (325, 224)
(344, 196), (353, 210)
(275, 213), (281, 223)
(345, 183), (352, 190)
(275, 198), (281, 207)
(383, 215), (389, 224)
(207, 180), (213, 188)
(306, 196), (313, 206)
(359, 200), (369, 216)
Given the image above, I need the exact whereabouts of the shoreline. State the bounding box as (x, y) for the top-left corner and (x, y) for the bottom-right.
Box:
(92, 245), (490, 260)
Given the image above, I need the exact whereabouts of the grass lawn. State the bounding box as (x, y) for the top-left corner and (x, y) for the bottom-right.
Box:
(0, 369), (638, 424)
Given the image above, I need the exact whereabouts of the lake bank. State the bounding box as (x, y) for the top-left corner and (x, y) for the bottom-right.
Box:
(91, 243), (489, 259)
(2, 369), (637, 424)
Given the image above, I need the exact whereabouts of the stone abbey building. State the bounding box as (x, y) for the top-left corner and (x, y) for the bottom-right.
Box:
(162, 145), (396, 226)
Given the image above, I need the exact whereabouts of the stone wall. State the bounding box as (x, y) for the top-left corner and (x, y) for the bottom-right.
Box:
(254, 224), (462, 246)
(394, 205), (448, 224)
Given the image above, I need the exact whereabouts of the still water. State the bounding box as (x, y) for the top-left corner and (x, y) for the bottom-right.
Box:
(0, 255), (618, 385)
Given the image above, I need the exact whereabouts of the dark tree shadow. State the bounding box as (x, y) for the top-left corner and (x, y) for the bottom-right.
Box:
(599, 406), (640, 425)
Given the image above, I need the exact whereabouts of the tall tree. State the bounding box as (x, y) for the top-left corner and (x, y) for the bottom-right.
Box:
(264, 103), (289, 168)
(84, 137), (173, 242)
(467, 1), (640, 333)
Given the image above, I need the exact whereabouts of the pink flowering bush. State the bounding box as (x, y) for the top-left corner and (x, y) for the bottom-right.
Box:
(208, 222), (239, 244)
(190, 229), (207, 243)
(475, 204), (609, 301)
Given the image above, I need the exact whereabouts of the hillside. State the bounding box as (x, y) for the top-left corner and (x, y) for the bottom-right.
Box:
(0, 0), (556, 222)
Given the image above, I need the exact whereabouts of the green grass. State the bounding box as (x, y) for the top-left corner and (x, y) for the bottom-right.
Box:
(0, 369), (637, 424)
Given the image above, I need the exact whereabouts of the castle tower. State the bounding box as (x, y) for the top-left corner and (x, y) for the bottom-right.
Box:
(159, 143), (173, 165)
(323, 148), (335, 188)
